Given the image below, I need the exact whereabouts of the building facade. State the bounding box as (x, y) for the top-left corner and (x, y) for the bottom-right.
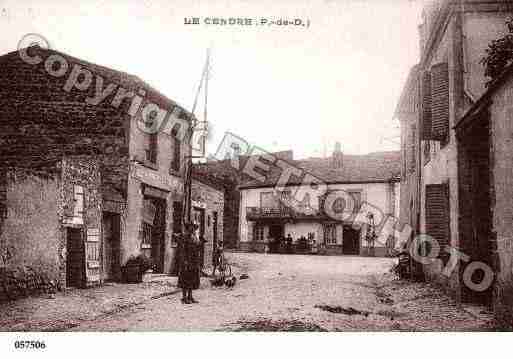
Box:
(0, 46), (222, 291)
(238, 147), (400, 256)
(396, 0), (513, 324)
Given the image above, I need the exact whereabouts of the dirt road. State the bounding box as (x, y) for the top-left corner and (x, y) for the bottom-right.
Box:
(71, 253), (496, 331)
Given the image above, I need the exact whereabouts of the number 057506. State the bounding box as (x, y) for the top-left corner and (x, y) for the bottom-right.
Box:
(14, 340), (46, 350)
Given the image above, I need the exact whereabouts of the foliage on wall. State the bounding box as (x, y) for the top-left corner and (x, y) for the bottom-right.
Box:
(481, 19), (513, 86)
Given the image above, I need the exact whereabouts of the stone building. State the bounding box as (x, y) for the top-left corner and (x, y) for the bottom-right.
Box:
(238, 146), (400, 256)
(1, 158), (102, 293)
(193, 159), (242, 249)
(0, 46), (223, 290)
(190, 175), (225, 269)
(396, 0), (513, 324)
(455, 63), (513, 327)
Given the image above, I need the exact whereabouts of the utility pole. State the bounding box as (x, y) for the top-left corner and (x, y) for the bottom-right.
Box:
(182, 49), (210, 229)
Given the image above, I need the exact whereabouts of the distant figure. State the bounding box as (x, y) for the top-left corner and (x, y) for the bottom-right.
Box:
(286, 233), (293, 254)
(212, 241), (222, 276)
(386, 235), (395, 257)
(311, 239), (318, 254)
(178, 222), (201, 304)
(264, 237), (271, 254)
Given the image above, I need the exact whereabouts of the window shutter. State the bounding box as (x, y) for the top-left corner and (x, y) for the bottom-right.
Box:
(423, 141), (431, 163)
(171, 137), (181, 172)
(430, 63), (449, 144)
(408, 123), (416, 173)
(425, 183), (450, 250)
(148, 133), (158, 164)
(421, 71), (432, 140)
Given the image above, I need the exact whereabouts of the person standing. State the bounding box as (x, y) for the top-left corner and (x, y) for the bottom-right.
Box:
(212, 240), (222, 276)
(178, 222), (201, 304)
(286, 233), (293, 254)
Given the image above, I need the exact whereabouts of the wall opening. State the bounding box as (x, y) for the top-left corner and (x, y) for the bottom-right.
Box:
(102, 212), (121, 282)
(458, 113), (494, 305)
(66, 227), (85, 288)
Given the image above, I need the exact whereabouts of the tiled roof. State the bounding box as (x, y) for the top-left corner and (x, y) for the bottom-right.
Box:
(239, 151), (401, 189)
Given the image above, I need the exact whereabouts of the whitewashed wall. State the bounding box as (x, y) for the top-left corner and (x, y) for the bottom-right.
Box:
(239, 181), (398, 247)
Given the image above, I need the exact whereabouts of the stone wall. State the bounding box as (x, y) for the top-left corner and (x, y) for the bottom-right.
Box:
(0, 170), (61, 301)
(488, 75), (513, 328)
(0, 47), (131, 194)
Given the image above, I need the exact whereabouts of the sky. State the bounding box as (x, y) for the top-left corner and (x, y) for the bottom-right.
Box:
(0, 0), (424, 159)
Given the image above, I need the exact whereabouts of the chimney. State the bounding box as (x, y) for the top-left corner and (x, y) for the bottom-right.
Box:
(332, 142), (343, 168)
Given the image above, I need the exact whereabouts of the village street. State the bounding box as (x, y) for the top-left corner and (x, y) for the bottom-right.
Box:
(0, 253), (497, 331)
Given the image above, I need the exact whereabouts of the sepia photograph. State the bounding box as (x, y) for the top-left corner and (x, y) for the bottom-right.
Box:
(1, 0), (513, 356)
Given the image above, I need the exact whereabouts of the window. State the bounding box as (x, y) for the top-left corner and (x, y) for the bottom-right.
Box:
(402, 134), (407, 177)
(170, 136), (181, 172)
(253, 224), (264, 241)
(324, 224), (337, 245)
(423, 141), (431, 164)
(425, 182), (450, 260)
(141, 198), (156, 249)
(142, 222), (152, 248)
(86, 229), (100, 263)
(421, 63), (449, 147)
(421, 71), (432, 141)
(409, 123), (416, 173)
(261, 192), (278, 208)
(72, 185), (84, 224)
(142, 110), (159, 164)
(145, 133), (158, 164)
(430, 63), (449, 146)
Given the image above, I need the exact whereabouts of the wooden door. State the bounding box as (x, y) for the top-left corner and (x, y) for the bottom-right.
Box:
(66, 228), (85, 288)
(103, 212), (121, 281)
(343, 226), (360, 255)
(151, 199), (166, 273)
(269, 224), (283, 240)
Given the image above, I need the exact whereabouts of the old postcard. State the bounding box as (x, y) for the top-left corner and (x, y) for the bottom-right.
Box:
(0, 0), (512, 357)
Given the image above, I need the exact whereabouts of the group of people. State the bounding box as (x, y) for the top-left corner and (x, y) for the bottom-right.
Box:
(266, 233), (318, 254)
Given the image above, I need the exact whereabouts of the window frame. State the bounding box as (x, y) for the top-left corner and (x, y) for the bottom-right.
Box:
(141, 221), (153, 249)
(171, 135), (181, 173)
(73, 185), (84, 224)
(253, 224), (265, 241)
(323, 223), (337, 245)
